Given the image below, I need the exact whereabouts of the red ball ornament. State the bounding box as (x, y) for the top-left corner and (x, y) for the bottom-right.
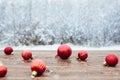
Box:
(57, 44), (72, 59)
(0, 66), (7, 77)
(21, 50), (33, 60)
(31, 59), (46, 77)
(77, 50), (88, 60)
(104, 54), (118, 67)
(4, 46), (13, 55)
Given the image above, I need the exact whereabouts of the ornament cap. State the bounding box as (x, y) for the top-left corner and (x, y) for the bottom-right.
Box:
(0, 61), (3, 66)
(103, 61), (107, 66)
(31, 71), (37, 78)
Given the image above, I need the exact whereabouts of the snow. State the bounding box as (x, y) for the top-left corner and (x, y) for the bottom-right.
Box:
(0, 44), (120, 50)
(0, 0), (120, 47)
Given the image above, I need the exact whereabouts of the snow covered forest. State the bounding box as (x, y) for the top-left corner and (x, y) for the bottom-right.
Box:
(0, 0), (120, 47)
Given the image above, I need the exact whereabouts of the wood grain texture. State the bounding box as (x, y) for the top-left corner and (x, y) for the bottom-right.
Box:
(0, 50), (120, 80)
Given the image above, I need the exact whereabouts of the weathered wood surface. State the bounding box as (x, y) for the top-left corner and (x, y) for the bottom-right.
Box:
(0, 50), (120, 80)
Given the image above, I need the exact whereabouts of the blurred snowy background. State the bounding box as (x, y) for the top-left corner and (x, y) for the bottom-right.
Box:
(0, 0), (120, 47)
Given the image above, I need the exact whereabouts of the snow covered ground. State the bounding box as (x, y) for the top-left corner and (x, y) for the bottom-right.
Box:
(0, 44), (120, 50)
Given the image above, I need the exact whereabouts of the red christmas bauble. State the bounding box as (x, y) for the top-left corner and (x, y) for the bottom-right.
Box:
(4, 46), (13, 55)
(105, 54), (118, 66)
(31, 59), (46, 76)
(21, 50), (32, 60)
(0, 66), (7, 77)
(78, 50), (88, 60)
(57, 44), (72, 59)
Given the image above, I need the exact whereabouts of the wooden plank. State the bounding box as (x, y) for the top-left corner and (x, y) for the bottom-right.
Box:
(0, 50), (120, 80)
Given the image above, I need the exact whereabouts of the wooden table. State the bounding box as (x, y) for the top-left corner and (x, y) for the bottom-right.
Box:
(0, 50), (120, 80)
